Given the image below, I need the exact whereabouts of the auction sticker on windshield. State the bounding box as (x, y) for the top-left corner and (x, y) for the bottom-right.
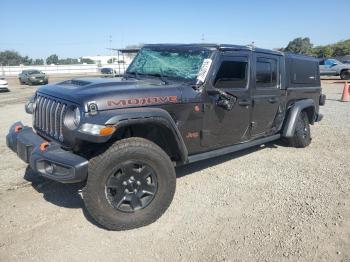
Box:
(197, 58), (212, 83)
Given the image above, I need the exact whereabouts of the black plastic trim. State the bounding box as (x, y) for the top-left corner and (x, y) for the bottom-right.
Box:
(6, 122), (88, 183)
(186, 134), (280, 164)
(282, 99), (315, 138)
(105, 107), (188, 163)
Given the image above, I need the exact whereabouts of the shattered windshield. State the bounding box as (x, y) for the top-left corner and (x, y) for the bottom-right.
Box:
(126, 47), (212, 81)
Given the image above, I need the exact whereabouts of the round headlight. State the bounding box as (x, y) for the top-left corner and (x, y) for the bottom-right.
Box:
(74, 107), (81, 126)
(64, 106), (81, 130)
(25, 95), (35, 114)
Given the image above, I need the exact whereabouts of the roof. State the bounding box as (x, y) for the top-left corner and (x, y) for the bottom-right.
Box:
(110, 48), (140, 53)
(143, 43), (283, 55)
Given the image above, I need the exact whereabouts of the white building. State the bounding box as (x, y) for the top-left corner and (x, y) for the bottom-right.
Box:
(81, 55), (119, 65)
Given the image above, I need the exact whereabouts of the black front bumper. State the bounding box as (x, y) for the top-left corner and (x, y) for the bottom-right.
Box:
(6, 122), (88, 183)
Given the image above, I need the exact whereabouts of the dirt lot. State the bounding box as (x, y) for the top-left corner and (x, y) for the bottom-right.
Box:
(0, 77), (349, 262)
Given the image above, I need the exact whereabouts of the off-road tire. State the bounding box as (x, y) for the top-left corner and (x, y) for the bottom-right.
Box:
(340, 70), (350, 80)
(83, 137), (176, 231)
(287, 111), (311, 148)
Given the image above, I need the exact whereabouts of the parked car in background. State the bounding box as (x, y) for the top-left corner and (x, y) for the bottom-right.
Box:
(0, 77), (9, 92)
(100, 67), (117, 77)
(18, 70), (48, 85)
(319, 59), (350, 80)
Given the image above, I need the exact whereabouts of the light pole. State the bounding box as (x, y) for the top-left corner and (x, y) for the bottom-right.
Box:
(109, 35), (113, 64)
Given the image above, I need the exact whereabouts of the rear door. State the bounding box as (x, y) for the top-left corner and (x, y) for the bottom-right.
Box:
(323, 59), (338, 75)
(250, 53), (284, 137)
(319, 60), (329, 75)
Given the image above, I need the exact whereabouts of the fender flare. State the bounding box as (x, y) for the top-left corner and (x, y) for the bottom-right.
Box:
(282, 99), (315, 138)
(104, 107), (188, 163)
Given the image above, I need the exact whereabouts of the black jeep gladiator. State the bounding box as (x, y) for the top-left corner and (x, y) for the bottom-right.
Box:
(6, 44), (325, 230)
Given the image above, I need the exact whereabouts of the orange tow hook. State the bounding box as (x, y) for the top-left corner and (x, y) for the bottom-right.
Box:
(14, 125), (23, 133)
(40, 141), (49, 152)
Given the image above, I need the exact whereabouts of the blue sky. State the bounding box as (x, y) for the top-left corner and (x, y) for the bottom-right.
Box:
(1, 0), (349, 59)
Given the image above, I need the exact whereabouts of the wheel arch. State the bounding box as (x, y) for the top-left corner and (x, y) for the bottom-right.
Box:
(282, 99), (315, 138)
(104, 108), (188, 164)
(340, 68), (350, 79)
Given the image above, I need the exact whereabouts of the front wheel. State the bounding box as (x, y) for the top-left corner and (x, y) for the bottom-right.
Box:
(287, 111), (311, 148)
(340, 70), (350, 80)
(83, 137), (176, 230)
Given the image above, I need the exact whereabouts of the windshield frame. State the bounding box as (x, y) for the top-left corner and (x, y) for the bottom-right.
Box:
(28, 70), (43, 75)
(125, 46), (214, 83)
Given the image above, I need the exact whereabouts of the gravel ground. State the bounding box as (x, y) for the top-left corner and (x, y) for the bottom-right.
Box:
(0, 78), (349, 262)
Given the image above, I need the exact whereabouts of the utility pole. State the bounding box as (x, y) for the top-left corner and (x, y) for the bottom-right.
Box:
(109, 35), (113, 63)
(201, 33), (205, 43)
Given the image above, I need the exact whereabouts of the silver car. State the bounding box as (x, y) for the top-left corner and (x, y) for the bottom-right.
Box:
(319, 59), (350, 80)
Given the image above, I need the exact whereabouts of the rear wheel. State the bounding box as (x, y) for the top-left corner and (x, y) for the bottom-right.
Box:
(287, 111), (311, 148)
(83, 137), (176, 230)
(340, 70), (350, 80)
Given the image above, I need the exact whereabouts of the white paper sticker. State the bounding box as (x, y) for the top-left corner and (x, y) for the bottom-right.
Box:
(197, 58), (212, 83)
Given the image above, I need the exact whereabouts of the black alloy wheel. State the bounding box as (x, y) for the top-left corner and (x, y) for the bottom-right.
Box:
(105, 161), (158, 212)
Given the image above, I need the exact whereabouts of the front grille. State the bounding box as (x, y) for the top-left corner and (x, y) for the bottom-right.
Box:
(34, 94), (67, 142)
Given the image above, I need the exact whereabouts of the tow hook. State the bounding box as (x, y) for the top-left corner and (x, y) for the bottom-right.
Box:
(14, 124), (23, 133)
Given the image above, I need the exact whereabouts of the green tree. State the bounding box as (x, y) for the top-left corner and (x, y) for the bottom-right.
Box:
(332, 40), (350, 57)
(22, 56), (33, 65)
(107, 58), (116, 64)
(59, 58), (79, 64)
(284, 37), (313, 54)
(80, 58), (95, 64)
(313, 46), (334, 58)
(0, 50), (24, 66)
(46, 54), (59, 65)
(33, 58), (44, 65)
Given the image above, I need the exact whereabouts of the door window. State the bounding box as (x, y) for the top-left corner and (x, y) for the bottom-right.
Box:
(256, 58), (277, 88)
(214, 57), (248, 89)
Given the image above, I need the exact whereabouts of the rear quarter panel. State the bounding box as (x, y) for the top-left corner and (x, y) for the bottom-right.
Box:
(285, 53), (321, 114)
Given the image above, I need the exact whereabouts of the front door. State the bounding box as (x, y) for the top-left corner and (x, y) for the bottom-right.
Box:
(203, 51), (252, 148)
(250, 53), (283, 137)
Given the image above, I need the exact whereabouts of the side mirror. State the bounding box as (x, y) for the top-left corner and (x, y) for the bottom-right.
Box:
(207, 89), (221, 96)
(207, 88), (237, 111)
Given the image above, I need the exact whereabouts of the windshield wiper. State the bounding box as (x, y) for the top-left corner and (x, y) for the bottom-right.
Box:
(124, 71), (140, 80)
(147, 73), (168, 85)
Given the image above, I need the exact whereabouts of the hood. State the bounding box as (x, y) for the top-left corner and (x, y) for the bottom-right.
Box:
(37, 77), (183, 112)
(0, 79), (8, 85)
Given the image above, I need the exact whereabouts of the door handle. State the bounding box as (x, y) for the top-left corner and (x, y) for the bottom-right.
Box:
(238, 100), (251, 106)
(268, 98), (278, 104)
